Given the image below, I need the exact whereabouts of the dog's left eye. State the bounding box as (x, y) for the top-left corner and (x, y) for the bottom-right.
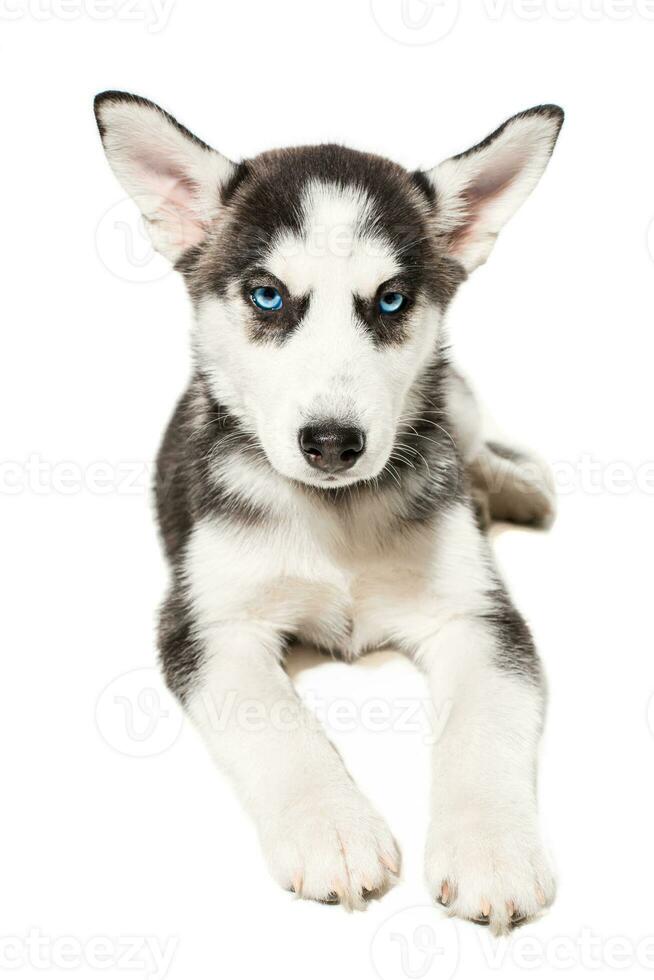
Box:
(251, 286), (283, 312)
(378, 291), (407, 315)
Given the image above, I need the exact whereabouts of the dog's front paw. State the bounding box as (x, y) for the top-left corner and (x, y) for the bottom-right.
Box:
(259, 785), (399, 909)
(426, 815), (555, 935)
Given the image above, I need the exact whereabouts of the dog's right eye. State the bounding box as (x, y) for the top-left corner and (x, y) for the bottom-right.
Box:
(251, 286), (283, 312)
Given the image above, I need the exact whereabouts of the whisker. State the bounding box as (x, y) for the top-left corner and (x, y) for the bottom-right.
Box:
(403, 417), (458, 453)
(385, 463), (402, 489)
(396, 441), (431, 476)
(390, 451), (415, 469)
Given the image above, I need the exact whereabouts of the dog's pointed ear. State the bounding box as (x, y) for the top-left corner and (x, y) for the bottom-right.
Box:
(422, 105), (563, 272)
(94, 91), (238, 263)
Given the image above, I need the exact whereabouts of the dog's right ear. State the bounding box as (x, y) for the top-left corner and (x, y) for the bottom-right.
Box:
(94, 91), (237, 263)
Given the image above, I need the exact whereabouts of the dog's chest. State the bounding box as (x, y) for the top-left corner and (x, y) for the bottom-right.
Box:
(246, 513), (434, 658)
(188, 499), (440, 659)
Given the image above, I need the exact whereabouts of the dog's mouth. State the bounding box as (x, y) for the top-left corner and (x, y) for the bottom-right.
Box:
(290, 449), (394, 491)
(291, 468), (367, 491)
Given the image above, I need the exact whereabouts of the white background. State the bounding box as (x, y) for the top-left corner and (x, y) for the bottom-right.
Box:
(2, 1), (654, 978)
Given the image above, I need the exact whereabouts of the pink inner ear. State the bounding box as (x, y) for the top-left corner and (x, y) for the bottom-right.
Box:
(463, 146), (529, 209)
(449, 146), (529, 256)
(137, 153), (208, 250)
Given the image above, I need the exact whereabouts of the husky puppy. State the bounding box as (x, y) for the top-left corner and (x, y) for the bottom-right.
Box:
(95, 92), (563, 933)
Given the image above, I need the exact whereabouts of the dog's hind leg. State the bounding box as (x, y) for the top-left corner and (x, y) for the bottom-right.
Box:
(468, 442), (556, 531)
(448, 369), (556, 530)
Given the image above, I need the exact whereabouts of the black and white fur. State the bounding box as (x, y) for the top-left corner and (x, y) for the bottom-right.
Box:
(94, 92), (563, 934)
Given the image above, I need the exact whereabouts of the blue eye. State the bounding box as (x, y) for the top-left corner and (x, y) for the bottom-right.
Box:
(251, 286), (283, 311)
(379, 291), (407, 315)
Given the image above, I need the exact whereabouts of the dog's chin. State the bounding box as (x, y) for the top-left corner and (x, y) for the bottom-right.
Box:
(292, 470), (367, 490)
(268, 454), (391, 492)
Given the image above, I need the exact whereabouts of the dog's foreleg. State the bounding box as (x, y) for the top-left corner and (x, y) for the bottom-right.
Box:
(418, 620), (555, 933)
(402, 506), (555, 933)
(162, 611), (399, 907)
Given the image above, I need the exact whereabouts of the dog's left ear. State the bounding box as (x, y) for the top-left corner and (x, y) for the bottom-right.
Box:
(94, 91), (238, 263)
(422, 105), (564, 272)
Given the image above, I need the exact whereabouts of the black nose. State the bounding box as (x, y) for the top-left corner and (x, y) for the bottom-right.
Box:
(298, 423), (366, 473)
